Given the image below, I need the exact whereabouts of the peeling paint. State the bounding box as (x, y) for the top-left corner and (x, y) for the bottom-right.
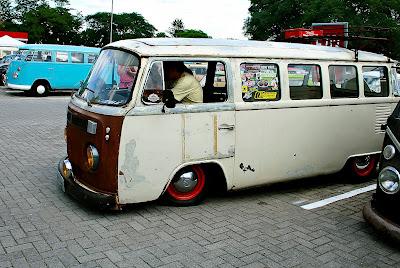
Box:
(120, 139), (145, 188)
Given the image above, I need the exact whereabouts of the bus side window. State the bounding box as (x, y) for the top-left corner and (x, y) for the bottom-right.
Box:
(32, 50), (51, 62)
(391, 67), (400, 97)
(241, 63), (280, 102)
(363, 66), (389, 97)
(142, 61), (164, 104)
(88, 54), (97, 64)
(329, 65), (358, 98)
(71, 52), (84, 63)
(56, 51), (68, 63)
(289, 64), (322, 100)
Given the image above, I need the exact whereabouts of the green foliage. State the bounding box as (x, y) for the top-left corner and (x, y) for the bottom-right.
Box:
(0, 0), (14, 22)
(176, 29), (210, 38)
(168, 18), (210, 38)
(21, 4), (82, 44)
(81, 12), (156, 47)
(169, 18), (185, 37)
(156, 32), (168, 38)
(245, 0), (400, 58)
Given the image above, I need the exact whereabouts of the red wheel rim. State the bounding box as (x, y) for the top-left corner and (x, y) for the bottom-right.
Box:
(351, 155), (377, 177)
(167, 166), (205, 201)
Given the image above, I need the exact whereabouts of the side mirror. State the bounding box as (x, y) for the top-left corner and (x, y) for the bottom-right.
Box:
(162, 90), (176, 109)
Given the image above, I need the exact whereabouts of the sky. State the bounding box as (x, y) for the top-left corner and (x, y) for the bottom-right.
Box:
(68, 0), (251, 40)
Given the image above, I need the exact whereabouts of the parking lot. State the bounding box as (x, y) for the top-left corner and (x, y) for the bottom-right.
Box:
(0, 88), (399, 268)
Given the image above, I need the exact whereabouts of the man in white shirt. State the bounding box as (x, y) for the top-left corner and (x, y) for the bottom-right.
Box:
(164, 61), (203, 104)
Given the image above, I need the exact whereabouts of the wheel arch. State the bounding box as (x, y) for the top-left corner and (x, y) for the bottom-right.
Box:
(160, 160), (230, 198)
(32, 79), (51, 91)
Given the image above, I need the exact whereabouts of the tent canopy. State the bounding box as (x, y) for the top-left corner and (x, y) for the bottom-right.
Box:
(0, 35), (25, 47)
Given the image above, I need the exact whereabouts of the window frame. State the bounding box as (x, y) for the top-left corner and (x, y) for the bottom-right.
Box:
(71, 52), (84, 64)
(55, 51), (69, 63)
(288, 63), (323, 100)
(240, 62), (281, 102)
(328, 65), (359, 99)
(141, 61), (165, 106)
(362, 65), (389, 98)
(140, 59), (230, 106)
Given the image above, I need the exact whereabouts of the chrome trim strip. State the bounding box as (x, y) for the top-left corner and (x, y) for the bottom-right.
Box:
(6, 83), (31, 90)
(387, 127), (400, 153)
(128, 103), (235, 116)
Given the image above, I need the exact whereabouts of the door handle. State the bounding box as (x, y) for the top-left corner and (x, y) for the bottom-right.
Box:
(218, 124), (235, 131)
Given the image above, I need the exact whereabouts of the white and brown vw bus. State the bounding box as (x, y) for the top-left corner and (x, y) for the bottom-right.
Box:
(58, 38), (399, 209)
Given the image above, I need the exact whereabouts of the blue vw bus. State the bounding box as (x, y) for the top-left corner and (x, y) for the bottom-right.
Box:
(6, 44), (100, 96)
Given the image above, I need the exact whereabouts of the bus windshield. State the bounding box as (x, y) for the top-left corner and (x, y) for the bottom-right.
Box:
(77, 49), (140, 106)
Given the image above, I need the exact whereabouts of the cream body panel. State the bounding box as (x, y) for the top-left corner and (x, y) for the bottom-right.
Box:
(233, 100), (397, 189)
(117, 109), (235, 204)
(117, 113), (183, 204)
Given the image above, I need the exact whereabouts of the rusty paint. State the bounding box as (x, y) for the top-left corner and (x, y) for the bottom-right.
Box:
(182, 114), (186, 161)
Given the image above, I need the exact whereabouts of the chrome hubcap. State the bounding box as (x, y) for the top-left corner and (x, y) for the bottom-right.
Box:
(173, 171), (198, 192)
(37, 85), (46, 95)
(355, 156), (370, 170)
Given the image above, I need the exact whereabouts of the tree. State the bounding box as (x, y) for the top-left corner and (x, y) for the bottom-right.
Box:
(81, 12), (156, 47)
(21, 4), (82, 44)
(15, 0), (45, 19)
(244, 0), (400, 58)
(0, 0), (14, 22)
(156, 32), (168, 38)
(168, 18), (185, 37)
(167, 19), (210, 38)
(176, 29), (210, 38)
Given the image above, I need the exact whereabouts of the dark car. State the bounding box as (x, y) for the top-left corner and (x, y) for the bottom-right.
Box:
(0, 63), (8, 86)
(363, 101), (400, 241)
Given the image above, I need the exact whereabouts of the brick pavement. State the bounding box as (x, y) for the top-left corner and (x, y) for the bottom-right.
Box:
(0, 88), (399, 267)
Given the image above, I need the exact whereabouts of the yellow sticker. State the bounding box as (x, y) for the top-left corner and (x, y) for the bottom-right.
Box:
(254, 91), (277, 100)
(242, 85), (248, 93)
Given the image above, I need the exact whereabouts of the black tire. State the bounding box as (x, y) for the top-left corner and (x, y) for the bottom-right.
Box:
(31, 81), (50, 97)
(163, 165), (208, 206)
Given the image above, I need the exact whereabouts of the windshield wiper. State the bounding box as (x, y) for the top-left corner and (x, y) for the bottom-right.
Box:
(84, 87), (95, 107)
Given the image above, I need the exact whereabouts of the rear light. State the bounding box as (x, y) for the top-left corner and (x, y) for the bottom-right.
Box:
(17, 67), (21, 71)
(12, 72), (18, 79)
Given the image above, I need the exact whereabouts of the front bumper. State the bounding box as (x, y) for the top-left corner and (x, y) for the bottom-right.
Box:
(57, 157), (119, 210)
(363, 201), (400, 242)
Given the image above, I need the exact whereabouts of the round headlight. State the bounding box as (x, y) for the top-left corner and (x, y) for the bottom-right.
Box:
(62, 159), (72, 178)
(379, 167), (400, 194)
(383, 145), (396, 160)
(86, 145), (99, 170)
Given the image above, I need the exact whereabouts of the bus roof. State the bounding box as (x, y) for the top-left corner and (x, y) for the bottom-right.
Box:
(105, 38), (392, 63)
(19, 44), (100, 53)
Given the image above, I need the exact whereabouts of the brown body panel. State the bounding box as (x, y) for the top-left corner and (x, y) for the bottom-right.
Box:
(66, 103), (124, 194)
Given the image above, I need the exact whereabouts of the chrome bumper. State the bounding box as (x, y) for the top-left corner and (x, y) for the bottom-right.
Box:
(57, 157), (119, 210)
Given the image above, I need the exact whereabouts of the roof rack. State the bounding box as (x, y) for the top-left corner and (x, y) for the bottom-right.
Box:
(282, 24), (392, 61)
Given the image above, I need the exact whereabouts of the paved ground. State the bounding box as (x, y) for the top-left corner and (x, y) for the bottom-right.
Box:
(0, 88), (399, 268)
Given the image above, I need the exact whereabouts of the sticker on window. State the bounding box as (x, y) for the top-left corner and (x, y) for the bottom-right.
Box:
(240, 63), (280, 102)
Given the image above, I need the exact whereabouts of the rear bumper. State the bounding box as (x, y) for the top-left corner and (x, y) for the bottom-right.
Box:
(57, 157), (119, 210)
(363, 201), (400, 242)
